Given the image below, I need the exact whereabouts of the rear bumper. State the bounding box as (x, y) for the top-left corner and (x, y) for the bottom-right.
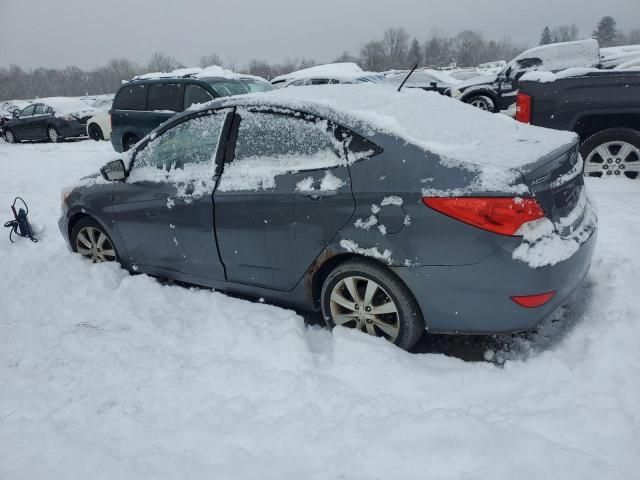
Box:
(392, 226), (597, 334)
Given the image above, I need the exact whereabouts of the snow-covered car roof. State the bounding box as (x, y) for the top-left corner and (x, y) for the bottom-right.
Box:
(132, 65), (269, 83)
(600, 44), (640, 69)
(38, 97), (98, 116)
(509, 39), (601, 71)
(270, 62), (382, 86)
(384, 68), (461, 87)
(207, 84), (576, 170)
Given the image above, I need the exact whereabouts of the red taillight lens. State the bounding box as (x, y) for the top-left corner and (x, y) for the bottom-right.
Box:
(516, 92), (532, 123)
(511, 291), (555, 308)
(422, 197), (545, 236)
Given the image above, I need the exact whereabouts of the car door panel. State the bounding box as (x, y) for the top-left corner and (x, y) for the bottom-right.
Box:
(111, 109), (231, 280)
(213, 109), (356, 292)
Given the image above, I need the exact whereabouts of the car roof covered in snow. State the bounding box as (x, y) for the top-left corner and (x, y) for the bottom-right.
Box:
(132, 65), (269, 83)
(201, 84), (577, 170)
(271, 62), (381, 85)
(38, 97), (98, 115)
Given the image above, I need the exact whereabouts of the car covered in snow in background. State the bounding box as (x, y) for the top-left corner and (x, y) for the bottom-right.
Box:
(86, 111), (111, 141)
(383, 68), (461, 94)
(450, 39), (602, 112)
(3, 97), (97, 144)
(270, 62), (386, 88)
(59, 85), (596, 351)
(110, 66), (274, 152)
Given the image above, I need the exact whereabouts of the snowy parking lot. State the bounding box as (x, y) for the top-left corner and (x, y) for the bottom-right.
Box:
(0, 140), (639, 479)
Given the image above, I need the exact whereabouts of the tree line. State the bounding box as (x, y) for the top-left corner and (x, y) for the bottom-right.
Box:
(1, 16), (638, 101)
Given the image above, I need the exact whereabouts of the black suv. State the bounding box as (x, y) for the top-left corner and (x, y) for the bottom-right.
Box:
(110, 74), (273, 152)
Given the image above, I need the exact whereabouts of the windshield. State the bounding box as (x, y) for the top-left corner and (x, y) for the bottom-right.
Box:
(353, 75), (386, 84)
(206, 79), (274, 97)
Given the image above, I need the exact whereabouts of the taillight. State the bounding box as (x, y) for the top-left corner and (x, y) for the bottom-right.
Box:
(511, 291), (555, 308)
(516, 92), (532, 123)
(422, 197), (545, 236)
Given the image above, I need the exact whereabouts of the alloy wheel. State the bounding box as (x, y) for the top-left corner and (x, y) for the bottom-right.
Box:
(5, 130), (15, 143)
(75, 226), (116, 263)
(48, 127), (59, 143)
(329, 276), (400, 342)
(585, 141), (640, 179)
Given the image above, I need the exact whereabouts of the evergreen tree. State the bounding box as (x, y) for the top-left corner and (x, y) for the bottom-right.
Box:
(540, 26), (552, 45)
(593, 16), (618, 47)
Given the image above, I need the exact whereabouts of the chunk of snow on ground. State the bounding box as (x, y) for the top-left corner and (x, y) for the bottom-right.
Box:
(339, 239), (392, 263)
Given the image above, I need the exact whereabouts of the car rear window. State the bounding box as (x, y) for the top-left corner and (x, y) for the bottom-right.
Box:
(114, 84), (147, 110)
(184, 85), (214, 109)
(147, 83), (184, 112)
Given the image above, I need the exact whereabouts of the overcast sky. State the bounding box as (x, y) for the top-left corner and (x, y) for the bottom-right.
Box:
(1, 0), (638, 69)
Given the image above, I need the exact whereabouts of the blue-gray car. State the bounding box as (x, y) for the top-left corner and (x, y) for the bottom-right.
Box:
(59, 85), (597, 351)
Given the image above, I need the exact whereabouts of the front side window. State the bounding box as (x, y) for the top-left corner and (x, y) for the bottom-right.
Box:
(147, 83), (183, 112)
(128, 111), (229, 184)
(218, 110), (344, 191)
(34, 104), (47, 115)
(184, 85), (214, 109)
(20, 105), (36, 118)
(113, 84), (147, 110)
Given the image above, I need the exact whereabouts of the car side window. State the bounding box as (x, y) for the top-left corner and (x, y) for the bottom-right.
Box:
(20, 106), (36, 118)
(128, 110), (229, 183)
(113, 84), (147, 110)
(184, 85), (214, 109)
(218, 110), (344, 191)
(34, 105), (47, 115)
(147, 83), (184, 112)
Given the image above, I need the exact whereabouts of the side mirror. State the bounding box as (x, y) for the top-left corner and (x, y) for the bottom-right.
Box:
(12, 111), (19, 119)
(503, 66), (512, 79)
(100, 159), (126, 181)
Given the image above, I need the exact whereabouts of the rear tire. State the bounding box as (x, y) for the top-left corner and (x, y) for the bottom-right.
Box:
(88, 123), (104, 141)
(580, 128), (640, 180)
(4, 129), (17, 144)
(48, 126), (60, 143)
(123, 134), (139, 151)
(320, 259), (424, 351)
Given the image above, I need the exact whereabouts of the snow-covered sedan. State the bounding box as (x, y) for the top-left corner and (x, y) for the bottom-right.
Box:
(271, 63), (385, 88)
(59, 85), (596, 351)
(3, 97), (97, 144)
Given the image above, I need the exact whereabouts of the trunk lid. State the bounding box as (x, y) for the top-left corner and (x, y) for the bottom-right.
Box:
(520, 143), (586, 236)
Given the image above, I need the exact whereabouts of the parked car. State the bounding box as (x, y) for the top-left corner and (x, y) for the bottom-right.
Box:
(0, 100), (31, 137)
(450, 39), (601, 112)
(59, 85), (596, 351)
(110, 66), (273, 152)
(86, 111), (111, 141)
(3, 97), (97, 144)
(384, 68), (461, 94)
(517, 69), (640, 179)
(271, 63), (385, 88)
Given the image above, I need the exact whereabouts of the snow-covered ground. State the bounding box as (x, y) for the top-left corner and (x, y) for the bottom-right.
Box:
(0, 140), (638, 479)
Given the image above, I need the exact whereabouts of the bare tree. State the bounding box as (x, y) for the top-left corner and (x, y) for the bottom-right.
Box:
(382, 27), (409, 68)
(407, 38), (423, 67)
(199, 53), (224, 68)
(360, 41), (387, 71)
(147, 52), (183, 72)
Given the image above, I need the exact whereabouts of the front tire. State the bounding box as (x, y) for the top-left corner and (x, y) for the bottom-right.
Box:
(4, 129), (17, 144)
(580, 128), (640, 180)
(71, 218), (118, 263)
(88, 123), (104, 141)
(321, 259), (424, 351)
(465, 94), (496, 112)
(48, 126), (60, 143)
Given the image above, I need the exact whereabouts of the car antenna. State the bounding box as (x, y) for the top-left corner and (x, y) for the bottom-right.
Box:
(397, 64), (418, 92)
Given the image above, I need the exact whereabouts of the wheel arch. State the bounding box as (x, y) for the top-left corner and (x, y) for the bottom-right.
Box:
(573, 112), (640, 142)
(308, 250), (426, 325)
